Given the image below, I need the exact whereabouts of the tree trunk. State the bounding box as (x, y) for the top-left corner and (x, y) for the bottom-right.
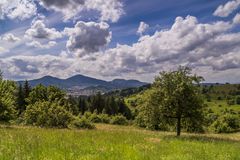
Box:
(177, 117), (181, 136)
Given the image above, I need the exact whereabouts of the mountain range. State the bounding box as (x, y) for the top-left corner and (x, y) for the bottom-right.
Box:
(18, 75), (148, 96)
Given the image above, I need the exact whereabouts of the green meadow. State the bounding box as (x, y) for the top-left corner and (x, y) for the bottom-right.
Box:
(0, 124), (239, 160)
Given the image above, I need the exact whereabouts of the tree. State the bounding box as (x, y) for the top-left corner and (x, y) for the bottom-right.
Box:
(26, 85), (66, 105)
(16, 84), (25, 115)
(117, 98), (132, 119)
(78, 97), (87, 115)
(66, 95), (79, 115)
(23, 80), (31, 107)
(0, 79), (17, 122)
(149, 67), (204, 136)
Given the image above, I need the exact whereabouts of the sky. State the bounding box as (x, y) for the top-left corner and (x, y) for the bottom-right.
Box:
(0, 0), (240, 83)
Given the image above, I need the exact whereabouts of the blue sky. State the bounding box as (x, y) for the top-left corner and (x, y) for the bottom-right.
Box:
(0, 0), (240, 83)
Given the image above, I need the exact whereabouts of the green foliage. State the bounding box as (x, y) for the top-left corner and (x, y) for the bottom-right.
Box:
(236, 96), (240, 105)
(89, 113), (102, 123)
(211, 112), (240, 133)
(135, 89), (169, 130)
(66, 95), (79, 115)
(110, 115), (128, 125)
(0, 79), (17, 122)
(16, 84), (25, 115)
(24, 101), (73, 128)
(135, 67), (205, 136)
(26, 85), (66, 105)
(68, 117), (95, 129)
(78, 97), (87, 115)
(98, 114), (111, 124)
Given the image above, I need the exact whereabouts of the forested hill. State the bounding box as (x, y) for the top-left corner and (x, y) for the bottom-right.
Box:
(18, 75), (148, 96)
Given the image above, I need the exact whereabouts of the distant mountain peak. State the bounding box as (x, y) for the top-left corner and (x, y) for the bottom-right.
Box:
(18, 74), (148, 96)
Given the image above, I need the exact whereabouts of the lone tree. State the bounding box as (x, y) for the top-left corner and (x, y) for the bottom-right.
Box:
(153, 66), (204, 136)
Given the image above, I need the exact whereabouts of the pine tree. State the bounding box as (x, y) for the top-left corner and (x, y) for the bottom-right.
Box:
(109, 96), (118, 115)
(16, 84), (25, 115)
(23, 80), (31, 107)
(78, 97), (87, 115)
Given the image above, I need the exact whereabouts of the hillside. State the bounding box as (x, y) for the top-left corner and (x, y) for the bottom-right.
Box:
(125, 83), (240, 115)
(18, 75), (148, 96)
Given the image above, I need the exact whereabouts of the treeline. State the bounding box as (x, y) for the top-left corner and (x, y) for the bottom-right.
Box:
(1, 68), (239, 135)
(0, 71), (131, 129)
(68, 94), (132, 119)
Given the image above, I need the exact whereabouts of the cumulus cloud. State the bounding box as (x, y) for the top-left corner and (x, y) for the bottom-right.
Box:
(26, 41), (57, 49)
(1, 16), (240, 83)
(213, 0), (240, 17)
(12, 59), (40, 73)
(38, 0), (124, 22)
(1, 33), (20, 42)
(92, 16), (238, 77)
(0, 0), (37, 20)
(233, 13), (240, 24)
(0, 55), (74, 80)
(25, 20), (62, 40)
(64, 21), (112, 57)
(137, 21), (149, 36)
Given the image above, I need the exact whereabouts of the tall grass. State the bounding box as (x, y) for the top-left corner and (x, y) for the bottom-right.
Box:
(0, 124), (239, 160)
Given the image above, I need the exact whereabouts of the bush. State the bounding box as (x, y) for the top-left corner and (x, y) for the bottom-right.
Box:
(89, 113), (102, 123)
(24, 101), (73, 128)
(98, 114), (111, 124)
(69, 117), (95, 129)
(83, 112), (92, 119)
(211, 113), (240, 133)
(110, 115), (128, 125)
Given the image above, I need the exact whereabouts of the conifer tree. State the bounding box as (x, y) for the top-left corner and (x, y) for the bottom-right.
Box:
(16, 84), (25, 115)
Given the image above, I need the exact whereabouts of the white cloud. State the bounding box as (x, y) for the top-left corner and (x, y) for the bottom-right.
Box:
(0, 47), (8, 53)
(233, 13), (240, 24)
(213, 0), (240, 17)
(86, 0), (124, 22)
(1, 33), (20, 42)
(1, 16), (240, 83)
(38, 0), (124, 22)
(26, 41), (57, 49)
(0, 0), (37, 20)
(64, 21), (112, 57)
(25, 20), (62, 40)
(137, 21), (149, 36)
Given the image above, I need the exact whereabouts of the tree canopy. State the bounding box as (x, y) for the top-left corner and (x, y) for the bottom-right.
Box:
(136, 67), (205, 136)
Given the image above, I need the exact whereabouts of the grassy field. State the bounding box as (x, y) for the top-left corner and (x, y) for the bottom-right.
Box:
(0, 124), (239, 160)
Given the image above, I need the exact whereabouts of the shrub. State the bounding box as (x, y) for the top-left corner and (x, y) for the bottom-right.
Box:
(24, 101), (73, 128)
(83, 112), (92, 119)
(98, 114), (111, 124)
(211, 113), (240, 133)
(69, 117), (95, 129)
(110, 115), (128, 125)
(89, 113), (102, 123)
